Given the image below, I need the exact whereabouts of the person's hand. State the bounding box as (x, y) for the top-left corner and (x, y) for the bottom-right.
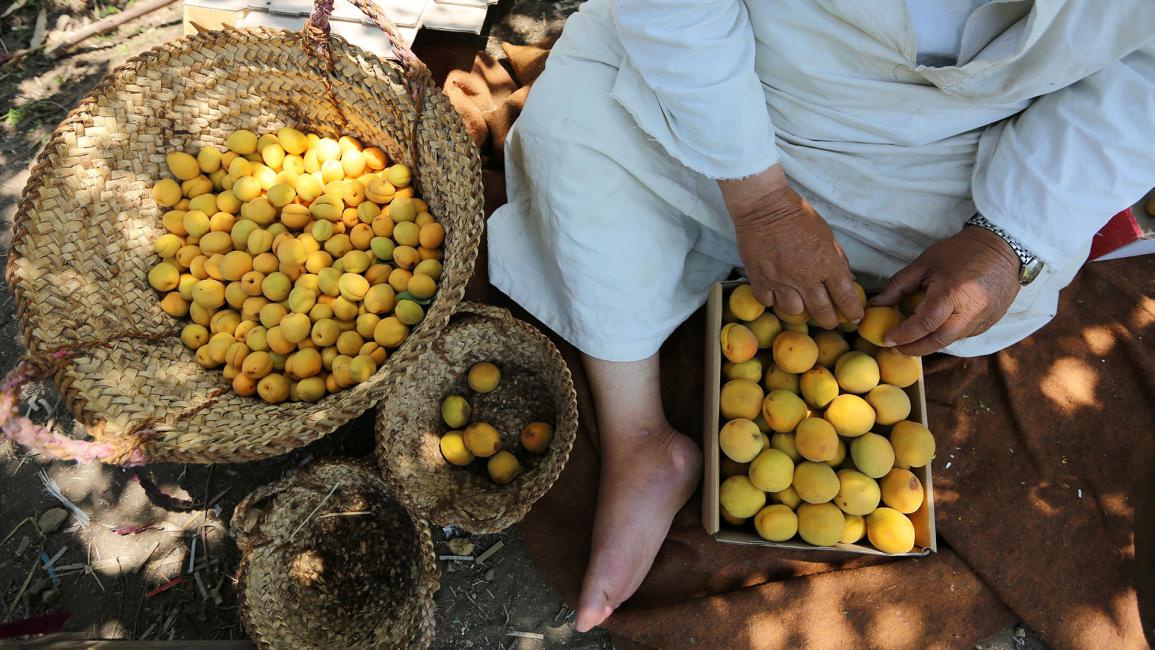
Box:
(718, 165), (863, 329)
(871, 226), (1022, 356)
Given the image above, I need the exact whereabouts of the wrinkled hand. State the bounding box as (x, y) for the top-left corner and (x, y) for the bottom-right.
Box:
(719, 165), (863, 329)
(871, 226), (1022, 356)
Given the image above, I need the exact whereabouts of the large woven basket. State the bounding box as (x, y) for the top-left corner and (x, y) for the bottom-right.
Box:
(375, 303), (578, 533)
(233, 459), (438, 649)
(2, 0), (483, 464)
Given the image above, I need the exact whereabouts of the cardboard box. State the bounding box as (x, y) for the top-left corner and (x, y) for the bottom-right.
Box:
(702, 282), (937, 556)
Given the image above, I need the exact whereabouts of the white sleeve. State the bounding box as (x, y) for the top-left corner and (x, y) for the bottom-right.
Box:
(972, 40), (1155, 266)
(610, 0), (777, 180)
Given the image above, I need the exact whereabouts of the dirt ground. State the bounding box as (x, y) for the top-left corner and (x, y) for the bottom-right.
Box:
(0, 1), (1045, 648)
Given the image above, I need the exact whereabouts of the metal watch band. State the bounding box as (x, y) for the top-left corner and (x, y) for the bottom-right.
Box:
(965, 215), (1034, 265)
(964, 214), (1045, 286)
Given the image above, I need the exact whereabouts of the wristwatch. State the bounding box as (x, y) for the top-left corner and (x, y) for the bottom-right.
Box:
(964, 214), (1046, 286)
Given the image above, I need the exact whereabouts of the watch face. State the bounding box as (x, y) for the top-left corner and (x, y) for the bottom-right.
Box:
(1020, 260), (1045, 286)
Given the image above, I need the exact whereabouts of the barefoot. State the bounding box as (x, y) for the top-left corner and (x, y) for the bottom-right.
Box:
(575, 424), (702, 632)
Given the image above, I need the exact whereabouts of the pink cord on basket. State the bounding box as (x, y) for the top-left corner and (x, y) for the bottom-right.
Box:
(0, 355), (149, 466)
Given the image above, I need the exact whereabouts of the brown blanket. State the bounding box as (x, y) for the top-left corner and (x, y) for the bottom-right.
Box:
(415, 34), (1155, 650)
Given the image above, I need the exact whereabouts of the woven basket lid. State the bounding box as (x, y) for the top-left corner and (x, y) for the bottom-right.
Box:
(4, 24), (482, 465)
(233, 459), (439, 648)
(375, 302), (578, 533)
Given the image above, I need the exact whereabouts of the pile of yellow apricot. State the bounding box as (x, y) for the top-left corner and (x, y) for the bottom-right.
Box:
(438, 362), (555, 485)
(146, 128), (446, 404)
(717, 284), (936, 554)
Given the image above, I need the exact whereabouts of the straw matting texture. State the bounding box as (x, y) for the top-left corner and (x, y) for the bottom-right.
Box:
(233, 459), (439, 649)
(375, 302), (578, 533)
(6, 26), (483, 463)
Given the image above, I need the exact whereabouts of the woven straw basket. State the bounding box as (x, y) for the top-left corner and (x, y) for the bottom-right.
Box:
(375, 302), (578, 534)
(233, 459), (438, 649)
(2, 0), (483, 464)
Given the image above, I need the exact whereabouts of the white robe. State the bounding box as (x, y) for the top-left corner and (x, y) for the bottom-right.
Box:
(488, 0), (1155, 361)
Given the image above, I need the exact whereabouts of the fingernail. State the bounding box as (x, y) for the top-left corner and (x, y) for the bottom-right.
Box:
(883, 338), (896, 347)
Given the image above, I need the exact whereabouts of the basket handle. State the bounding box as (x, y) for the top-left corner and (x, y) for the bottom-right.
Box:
(0, 354), (150, 466)
(303, 0), (431, 94)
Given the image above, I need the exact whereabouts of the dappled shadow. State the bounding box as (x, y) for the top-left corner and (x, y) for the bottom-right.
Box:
(0, 407), (376, 639)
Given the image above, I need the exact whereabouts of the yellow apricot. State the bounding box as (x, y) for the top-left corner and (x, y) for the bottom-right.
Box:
(723, 359), (763, 383)
(849, 433), (895, 479)
(866, 384), (911, 425)
(841, 514), (866, 544)
(521, 422), (554, 454)
(769, 432), (800, 462)
(363, 284), (396, 314)
(754, 504), (798, 542)
(406, 274), (437, 301)
(468, 362), (501, 393)
(441, 395), (472, 429)
(824, 394), (876, 437)
(875, 348), (920, 388)
(261, 272), (292, 302)
(227, 129), (258, 155)
(338, 273), (370, 302)
(188, 193), (219, 216)
(880, 468), (923, 514)
(834, 351), (880, 394)
(487, 451), (520, 484)
(373, 316), (408, 348)
(795, 417), (838, 462)
(160, 292), (189, 317)
(191, 278), (226, 308)
(153, 179), (182, 207)
(799, 367), (839, 410)
(761, 389), (807, 433)
(720, 380), (764, 421)
(747, 313), (782, 349)
(419, 222), (445, 249)
(797, 502), (844, 547)
(833, 469), (881, 515)
(256, 373), (289, 403)
(719, 419), (765, 463)
(866, 507), (916, 554)
(183, 210), (211, 238)
(148, 262), (181, 292)
(166, 151), (200, 180)
(889, 421), (935, 468)
(720, 505), (747, 527)
(748, 448), (794, 492)
(793, 462), (840, 504)
(440, 430), (474, 466)
(813, 331), (850, 369)
(772, 330), (819, 374)
(858, 306), (905, 347)
(720, 323), (759, 364)
(763, 364), (800, 394)
(463, 422), (502, 458)
(771, 485), (802, 509)
(719, 476), (766, 519)
(362, 147), (387, 170)
(728, 285), (766, 322)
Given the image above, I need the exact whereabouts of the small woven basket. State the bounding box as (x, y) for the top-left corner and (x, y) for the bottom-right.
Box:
(233, 459), (438, 649)
(375, 302), (578, 533)
(2, 0), (483, 464)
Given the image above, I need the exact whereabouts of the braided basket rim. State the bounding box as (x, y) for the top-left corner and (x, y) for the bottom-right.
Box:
(234, 459), (439, 649)
(374, 302), (579, 534)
